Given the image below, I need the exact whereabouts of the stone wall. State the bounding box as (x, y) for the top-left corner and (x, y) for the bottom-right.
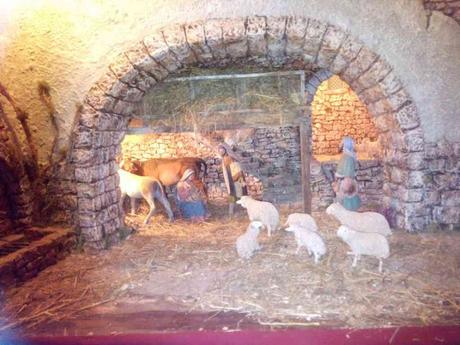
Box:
(424, 0), (460, 25)
(424, 140), (460, 230)
(311, 78), (379, 156)
(0, 227), (75, 287)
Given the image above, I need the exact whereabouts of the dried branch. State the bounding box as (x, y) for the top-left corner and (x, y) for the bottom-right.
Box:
(0, 81), (38, 179)
(38, 81), (61, 166)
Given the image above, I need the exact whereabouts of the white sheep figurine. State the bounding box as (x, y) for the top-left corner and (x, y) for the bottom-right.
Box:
(284, 213), (318, 232)
(337, 225), (390, 273)
(236, 196), (279, 236)
(326, 203), (392, 236)
(285, 224), (326, 264)
(236, 221), (263, 259)
(118, 168), (174, 224)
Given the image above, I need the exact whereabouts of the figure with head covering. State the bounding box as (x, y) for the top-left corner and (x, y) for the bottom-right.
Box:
(175, 168), (208, 221)
(218, 143), (248, 217)
(333, 136), (361, 211)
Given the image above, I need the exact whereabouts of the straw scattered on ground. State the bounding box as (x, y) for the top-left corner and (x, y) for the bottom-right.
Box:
(1, 202), (459, 335)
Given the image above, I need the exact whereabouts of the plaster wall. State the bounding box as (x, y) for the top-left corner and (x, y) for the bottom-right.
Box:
(0, 0), (459, 164)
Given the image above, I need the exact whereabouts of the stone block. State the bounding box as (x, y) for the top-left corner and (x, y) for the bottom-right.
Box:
(78, 212), (99, 228)
(75, 164), (110, 183)
(425, 190), (441, 205)
(388, 88), (411, 112)
(358, 84), (386, 106)
(203, 19), (227, 60)
(395, 103), (420, 131)
(441, 190), (460, 207)
(266, 16), (287, 60)
(434, 173), (458, 190)
(407, 170), (425, 188)
(379, 71), (403, 96)
(433, 206), (460, 224)
(403, 128), (424, 152)
(108, 53), (138, 86)
(221, 18), (247, 59)
(330, 36), (362, 74)
(398, 187), (425, 203)
(405, 215), (430, 232)
(285, 16), (308, 55)
(162, 24), (196, 65)
(402, 202), (430, 218)
(246, 16), (268, 57)
(373, 113), (395, 133)
(302, 19), (327, 64)
(406, 152), (427, 170)
(74, 130), (92, 148)
(71, 149), (94, 165)
(95, 71), (121, 99)
(428, 158), (446, 172)
(143, 33), (180, 73)
(184, 21), (212, 63)
(112, 99), (136, 116)
(81, 225), (105, 242)
(355, 58), (392, 91)
(390, 167), (407, 184)
(133, 53), (168, 81)
(79, 196), (103, 213)
(341, 46), (378, 84)
(367, 98), (394, 117)
(316, 25), (347, 69)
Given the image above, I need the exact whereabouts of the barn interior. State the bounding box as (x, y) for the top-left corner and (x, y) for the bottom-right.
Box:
(0, 1), (459, 343)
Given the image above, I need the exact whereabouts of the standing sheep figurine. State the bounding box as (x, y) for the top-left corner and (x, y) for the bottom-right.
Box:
(236, 221), (264, 259)
(285, 224), (327, 264)
(326, 203), (392, 236)
(337, 225), (390, 273)
(236, 196), (280, 236)
(285, 213), (318, 232)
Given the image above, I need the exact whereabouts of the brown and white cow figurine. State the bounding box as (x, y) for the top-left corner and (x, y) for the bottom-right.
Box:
(121, 157), (207, 187)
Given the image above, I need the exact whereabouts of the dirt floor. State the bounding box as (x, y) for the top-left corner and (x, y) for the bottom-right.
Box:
(1, 202), (460, 336)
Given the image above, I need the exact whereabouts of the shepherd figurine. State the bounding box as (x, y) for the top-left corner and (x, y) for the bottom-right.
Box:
(218, 143), (248, 217)
(333, 136), (361, 211)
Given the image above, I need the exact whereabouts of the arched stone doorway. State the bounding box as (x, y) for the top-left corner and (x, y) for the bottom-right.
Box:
(72, 16), (426, 248)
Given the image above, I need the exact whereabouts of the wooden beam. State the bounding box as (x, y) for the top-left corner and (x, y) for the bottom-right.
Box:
(300, 119), (312, 214)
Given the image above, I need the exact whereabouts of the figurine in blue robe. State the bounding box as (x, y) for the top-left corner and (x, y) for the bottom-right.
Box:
(334, 137), (361, 211)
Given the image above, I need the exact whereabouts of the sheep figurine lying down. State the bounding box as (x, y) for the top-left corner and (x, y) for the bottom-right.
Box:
(236, 221), (263, 259)
(285, 213), (318, 232)
(326, 203), (392, 236)
(285, 224), (326, 264)
(337, 225), (389, 273)
(237, 196), (279, 236)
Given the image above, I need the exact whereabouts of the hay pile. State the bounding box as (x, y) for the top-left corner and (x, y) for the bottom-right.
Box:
(1, 202), (459, 335)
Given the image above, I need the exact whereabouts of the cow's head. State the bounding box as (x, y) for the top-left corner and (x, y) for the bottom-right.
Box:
(120, 158), (141, 174)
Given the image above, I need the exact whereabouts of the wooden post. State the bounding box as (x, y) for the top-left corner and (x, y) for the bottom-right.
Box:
(300, 116), (312, 214)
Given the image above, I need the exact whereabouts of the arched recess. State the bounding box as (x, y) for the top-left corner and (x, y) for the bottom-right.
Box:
(72, 16), (427, 248)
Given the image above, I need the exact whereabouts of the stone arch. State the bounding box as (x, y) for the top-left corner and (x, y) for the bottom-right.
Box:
(72, 16), (426, 248)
